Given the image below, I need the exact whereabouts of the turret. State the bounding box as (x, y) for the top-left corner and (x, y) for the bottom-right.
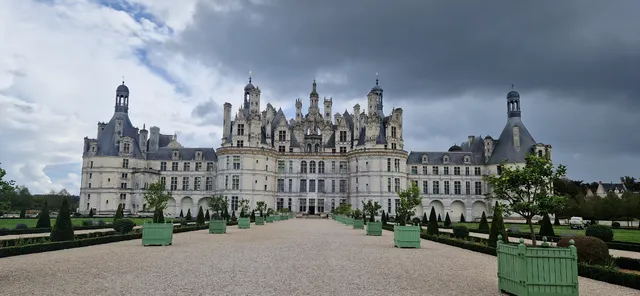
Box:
(114, 81), (129, 113)
(507, 85), (521, 118)
(309, 80), (319, 113)
(324, 97), (332, 123)
(139, 124), (148, 154)
(149, 126), (160, 153)
(295, 98), (303, 121)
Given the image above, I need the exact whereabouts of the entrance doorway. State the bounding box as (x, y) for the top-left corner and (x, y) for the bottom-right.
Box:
(308, 198), (316, 215)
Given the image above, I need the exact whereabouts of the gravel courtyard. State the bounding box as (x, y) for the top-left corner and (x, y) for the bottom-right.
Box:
(0, 219), (637, 296)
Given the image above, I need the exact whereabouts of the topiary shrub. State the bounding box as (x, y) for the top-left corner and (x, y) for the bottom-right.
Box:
(478, 211), (490, 231)
(114, 204), (124, 222)
(611, 222), (621, 228)
(538, 213), (555, 237)
(488, 201), (508, 248)
(444, 212), (451, 227)
(452, 225), (469, 238)
(585, 224), (614, 242)
(15, 223), (28, 229)
(411, 217), (421, 226)
(50, 198), (74, 242)
(437, 213), (442, 222)
(421, 212), (428, 225)
(557, 236), (611, 266)
(205, 209), (210, 220)
(113, 219), (135, 234)
(459, 213), (466, 223)
(185, 209), (193, 221)
(553, 215), (560, 226)
(196, 206), (205, 226)
(36, 201), (51, 228)
(426, 207), (439, 235)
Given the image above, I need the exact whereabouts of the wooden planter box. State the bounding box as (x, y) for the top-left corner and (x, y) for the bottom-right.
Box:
(393, 225), (420, 248)
(238, 217), (251, 229)
(497, 236), (578, 296)
(353, 219), (365, 229)
(283, 215), (289, 220)
(209, 219), (227, 234)
(266, 216), (274, 223)
(255, 216), (265, 225)
(274, 215), (281, 221)
(346, 218), (354, 226)
(142, 223), (173, 246)
(366, 221), (382, 236)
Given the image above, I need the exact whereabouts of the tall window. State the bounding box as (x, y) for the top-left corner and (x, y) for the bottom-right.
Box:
(182, 177), (189, 190)
(231, 196), (238, 211)
(300, 179), (307, 192)
(465, 167), (469, 176)
(233, 156), (241, 169)
(474, 167), (481, 176)
(444, 167), (449, 175)
(318, 179), (325, 192)
(339, 161), (347, 173)
(277, 179), (285, 192)
(433, 181), (440, 194)
(309, 179), (316, 192)
(309, 161), (316, 173)
(432, 166), (439, 175)
(278, 130), (286, 141)
(339, 130), (347, 142)
(387, 158), (391, 171)
(301, 161), (307, 173)
(411, 166), (417, 175)
(391, 126), (397, 138)
(422, 181), (428, 194)
(170, 177), (178, 190)
(475, 182), (483, 195)
(394, 178), (400, 192)
(183, 162), (191, 171)
(206, 177), (213, 190)
(444, 181), (450, 194)
(232, 175), (239, 189)
(225, 175), (229, 189)
(318, 161), (325, 174)
(237, 124), (245, 135)
(160, 177), (166, 188)
(454, 181), (461, 195)
(331, 180), (336, 192)
(394, 159), (400, 172)
(465, 181), (471, 195)
(123, 143), (130, 153)
(207, 162), (214, 171)
(195, 162), (202, 171)
(194, 177), (201, 190)
(160, 162), (167, 171)
(172, 162), (178, 171)
(339, 180), (347, 193)
(288, 179), (292, 192)
(278, 161), (285, 173)
(387, 199), (392, 214)
(454, 167), (460, 175)
(331, 161), (336, 173)
(122, 159), (129, 168)
(276, 198), (283, 210)
(388, 178), (392, 192)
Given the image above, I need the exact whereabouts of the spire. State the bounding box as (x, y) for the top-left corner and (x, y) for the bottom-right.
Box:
(376, 73), (379, 86)
(310, 79), (318, 98)
(115, 79), (130, 113)
(249, 70), (252, 84)
(506, 85), (521, 118)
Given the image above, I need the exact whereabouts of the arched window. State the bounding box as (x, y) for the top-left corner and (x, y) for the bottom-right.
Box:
(318, 161), (325, 174)
(309, 161), (316, 173)
(314, 143), (320, 152)
(307, 144), (312, 152)
(301, 161), (307, 173)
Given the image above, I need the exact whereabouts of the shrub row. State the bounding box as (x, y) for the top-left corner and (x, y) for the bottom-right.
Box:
(380, 223), (640, 290)
(0, 224), (117, 236)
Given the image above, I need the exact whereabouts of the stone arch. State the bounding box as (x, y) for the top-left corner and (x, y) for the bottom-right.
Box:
(429, 200), (445, 220)
(181, 196), (193, 215)
(472, 200), (488, 220)
(197, 197), (210, 212)
(167, 197), (177, 217)
(450, 200), (466, 222)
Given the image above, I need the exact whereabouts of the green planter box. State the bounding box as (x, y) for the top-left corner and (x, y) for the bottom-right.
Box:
(238, 217), (251, 229)
(497, 236), (578, 296)
(366, 221), (382, 236)
(255, 216), (265, 225)
(280, 215), (286, 220)
(274, 215), (281, 221)
(209, 219), (227, 234)
(142, 223), (173, 246)
(353, 219), (365, 229)
(266, 216), (274, 223)
(393, 225), (420, 248)
(346, 218), (353, 226)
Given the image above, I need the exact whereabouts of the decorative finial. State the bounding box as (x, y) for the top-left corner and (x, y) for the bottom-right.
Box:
(511, 84), (515, 90)
(376, 73), (379, 85)
(173, 132), (177, 141)
(249, 70), (252, 84)
(143, 123), (145, 129)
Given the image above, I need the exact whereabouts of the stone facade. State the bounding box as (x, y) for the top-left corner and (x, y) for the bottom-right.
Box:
(79, 79), (551, 220)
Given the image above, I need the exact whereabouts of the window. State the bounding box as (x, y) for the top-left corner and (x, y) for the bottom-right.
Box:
(183, 162), (190, 171)
(89, 173), (92, 179)
(339, 161), (347, 173)
(465, 181), (471, 195)
(276, 198), (284, 210)
(207, 162), (214, 171)
(278, 161), (285, 173)
(497, 165), (503, 175)
(433, 181), (440, 194)
(195, 162), (202, 171)
(432, 166), (439, 175)
(387, 158), (391, 171)
(475, 182), (482, 195)
(278, 130), (286, 141)
(454, 181), (461, 195)
(277, 179), (285, 192)
(160, 162), (167, 171)
(206, 177), (213, 190)
(182, 177), (189, 190)
(88, 183), (91, 188)
(339, 130), (347, 142)
(237, 124), (245, 136)
(309, 161), (316, 173)
(233, 156), (241, 169)
(123, 143), (130, 153)
(232, 175), (239, 190)
(122, 159), (129, 168)
(309, 179), (316, 192)
(388, 199), (392, 214)
(301, 161), (307, 173)
(331, 180), (336, 192)
(279, 146), (285, 152)
(225, 175), (229, 189)
(474, 167), (481, 176)
(331, 161), (336, 173)
(423, 181), (428, 194)
(465, 167), (470, 176)
(444, 167), (449, 175)
(443, 155), (449, 163)
(160, 177), (166, 187)
(394, 199), (400, 215)
(288, 179), (292, 192)
(339, 147), (347, 154)
(391, 126), (397, 138)
(444, 181), (450, 194)
(318, 179), (325, 193)
(454, 167), (460, 175)
(423, 166), (428, 175)
(318, 161), (325, 174)
(226, 157), (230, 169)
(300, 179), (307, 192)
(394, 178), (400, 192)
(172, 162), (178, 171)
(388, 178), (392, 192)
(231, 196), (239, 211)
(331, 199), (335, 212)
(464, 156), (470, 164)
(236, 140), (244, 147)
(391, 143), (396, 150)
(299, 198), (307, 212)
(170, 177), (178, 190)
(120, 182), (127, 189)
(411, 166), (417, 175)
(394, 159), (400, 172)
(193, 177), (201, 190)
(339, 180), (347, 193)
(121, 173), (128, 178)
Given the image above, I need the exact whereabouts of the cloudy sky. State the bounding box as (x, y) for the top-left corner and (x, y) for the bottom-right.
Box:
(1, 0), (639, 194)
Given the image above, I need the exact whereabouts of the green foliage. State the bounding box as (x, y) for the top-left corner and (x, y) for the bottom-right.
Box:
(143, 182), (172, 222)
(19, 209), (26, 218)
(478, 211), (490, 231)
(459, 213), (466, 223)
(381, 210), (387, 224)
(586, 225), (614, 242)
(352, 208), (362, 219)
(36, 201), (51, 228)
(612, 222), (620, 228)
(256, 201), (267, 217)
(488, 201), (508, 248)
(334, 203), (352, 216)
(88, 208), (94, 218)
(395, 183), (422, 226)
(267, 207), (274, 217)
(50, 198), (74, 242)
(0, 163), (16, 201)
(437, 214), (442, 222)
(484, 154), (567, 246)
(421, 212), (428, 224)
(557, 236), (611, 266)
(207, 195), (228, 219)
(411, 217), (421, 226)
(238, 199), (250, 218)
(113, 219), (135, 234)
(185, 209), (192, 221)
(250, 209), (256, 222)
(205, 209), (210, 220)
(223, 207), (229, 220)
(179, 210), (184, 218)
(538, 212), (556, 237)
(444, 212), (451, 227)
(114, 204), (124, 222)
(426, 207), (439, 235)
(554, 214), (560, 226)
(362, 200), (382, 222)
(230, 210), (237, 221)
(452, 225), (469, 238)
(196, 206), (205, 226)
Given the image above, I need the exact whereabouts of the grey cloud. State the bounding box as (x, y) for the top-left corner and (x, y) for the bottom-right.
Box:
(190, 98), (221, 124)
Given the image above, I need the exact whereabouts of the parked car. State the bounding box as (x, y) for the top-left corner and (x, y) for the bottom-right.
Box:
(569, 217), (585, 229)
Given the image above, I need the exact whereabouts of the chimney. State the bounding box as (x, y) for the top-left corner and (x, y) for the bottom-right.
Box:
(468, 135), (475, 144)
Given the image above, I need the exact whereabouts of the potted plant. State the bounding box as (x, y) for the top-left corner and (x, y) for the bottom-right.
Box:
(363, 200), (382, 236)
(279, 208), (289, 220)
(237, 199), (251, 229)
(352, 209), (364, 229)
(142, 182), (174, 246)
(207, 195), (228, 234)
(393, 184), (422, 248)
(485, 154), (575, 295)
(265, 208), (275, 223)
(255, 201), (266, 225)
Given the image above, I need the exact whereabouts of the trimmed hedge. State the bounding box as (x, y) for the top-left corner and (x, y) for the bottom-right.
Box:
(0, 224), (119, 236)
(381, 223), (640, 290)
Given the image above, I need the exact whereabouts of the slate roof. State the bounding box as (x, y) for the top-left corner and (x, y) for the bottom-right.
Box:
(407, 151), (484, 165)
(487, 116), (537, 164)
(146, 147), (217, 161)
(94, 112), (144, 158)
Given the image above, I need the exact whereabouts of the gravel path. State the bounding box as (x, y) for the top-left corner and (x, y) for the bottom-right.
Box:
(0, 219), (637, 296)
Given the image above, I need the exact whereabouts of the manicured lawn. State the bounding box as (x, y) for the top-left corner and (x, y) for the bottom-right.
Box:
(450, 222), (640, 244)
(0, 217), (176, 229)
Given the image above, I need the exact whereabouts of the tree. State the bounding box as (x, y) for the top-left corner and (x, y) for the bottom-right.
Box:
(444, 212), (452, 227)
(488, 201), (508, 248)
(205, 209), (210, 220)
(362, 200), (382, 222)
(230, 210), (236, 220)
(50, 198), (74, 242)
(114, 204), (124, 222)
(538, 212), (555, 237)
(460, 213), (466, 223)
(250, 209), (256, 221)
(478, 211), (490, 231)
(426, 207), (439, 235)
(238, 199), (250, 218)
(0, 163), (16, 210)
(36, 201), (51, 228)
(484, 154), (567, 246)
(207, 195), (228, 220)
(223, 207), (229, 220)
(394, 184), (422, 226)
(381, 210), (387, 224)
(256, 201), (267, 217)
(422, 212), (428, 224)
(437, 214), (442, 222)
(185, 209), (193, 221)
(143, 182), (172, 223)
(196, 206), (205, 225)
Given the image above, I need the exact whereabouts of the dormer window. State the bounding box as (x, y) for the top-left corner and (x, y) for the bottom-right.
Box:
(443, 155), (449, 163)
(196, 151), (202, 160)
(464, 156), (470, 164)
(421, 154), (428, 164)
(172, 150), (180, 160)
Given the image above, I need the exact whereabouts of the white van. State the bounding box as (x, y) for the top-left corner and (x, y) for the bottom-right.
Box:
(569, 217), (585, 229)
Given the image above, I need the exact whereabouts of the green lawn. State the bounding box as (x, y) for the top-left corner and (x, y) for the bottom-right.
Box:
(449, 222), (640, 244)
(0, 217), (175, 229)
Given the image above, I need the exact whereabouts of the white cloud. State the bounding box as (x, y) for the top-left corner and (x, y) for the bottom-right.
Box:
(0, 0), (241, 194)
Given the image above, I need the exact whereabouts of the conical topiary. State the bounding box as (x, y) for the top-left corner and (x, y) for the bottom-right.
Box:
(179, 209), (184, 218)
(437, 213), (442, 222)
(553, 214), (560, 226)
(231, 210), (236, 220)
(426, 206), (439, 235)
(205, 209), (210, 220)
(444, 212), (452, 227)
(381, 210), (387, 224)
(539, 212), (555, 237)
(488, 201), (508, 248)
(422, 212), (428, 224)
(36, 201), (51, 229)
(223, 207), (229, 220)
(114, 204), (124, 222)
(185, 209), (193, 221)
(460, 213), (466, 223)
(478, 211), (490, 231)
(50, 198), (74, 242)
(196, 206), (205, 226)
(250, 209), (256, 222)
